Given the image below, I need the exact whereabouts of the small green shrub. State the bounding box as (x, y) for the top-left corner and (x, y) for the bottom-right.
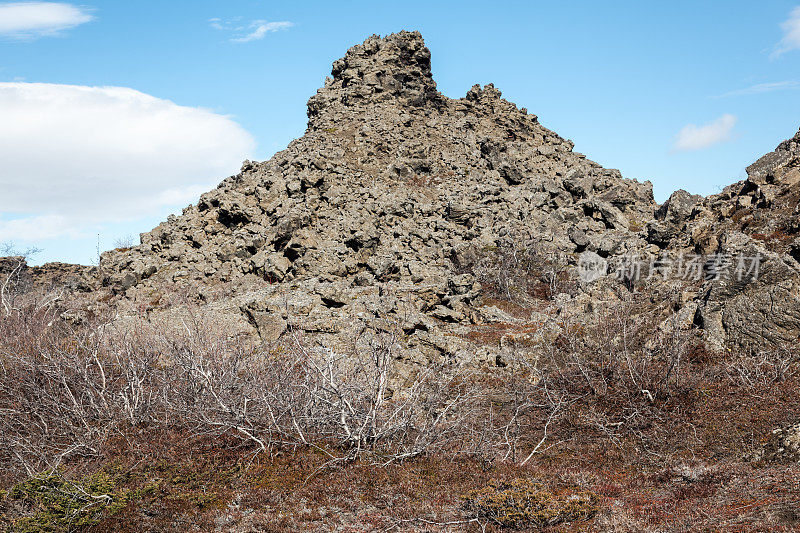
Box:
(464, 478), (598, 529)
(5, 470), (130, 532)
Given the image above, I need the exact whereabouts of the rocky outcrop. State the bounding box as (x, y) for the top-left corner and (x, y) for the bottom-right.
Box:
(306, 32), (441, 121)
(18, 30), (796, 358)
(95, 31), (663, 363)
(754, 423), (800, 463)
(746, 129), (800, 186)
(0, 256), (95, 293)
(643, 127), (800, 350)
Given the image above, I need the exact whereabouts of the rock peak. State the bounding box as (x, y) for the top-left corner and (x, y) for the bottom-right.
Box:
(307, 31), (440, 124)
(93, 29), (800, 360)
(747, 125), (800, 184)
(776, 125), (800, 152)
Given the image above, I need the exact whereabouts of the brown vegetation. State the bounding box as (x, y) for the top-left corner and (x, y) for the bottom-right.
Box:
(1, 267), (799, 531)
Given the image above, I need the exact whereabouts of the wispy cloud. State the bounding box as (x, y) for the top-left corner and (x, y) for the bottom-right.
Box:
(210, 17), (293, 43)
(672, 114), (737, 152)
(0, 214), (82, 241)
(772, 6), (800, 59)
(0, 2), (93, 40)
(208, 17), (228, 31)
(232, 21), (293, 42)
(715, 80), (800, 98)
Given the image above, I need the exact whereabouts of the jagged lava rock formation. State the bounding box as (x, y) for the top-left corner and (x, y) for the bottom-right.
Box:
(651, 129), (800, 348)
(95, 31), (799, 360)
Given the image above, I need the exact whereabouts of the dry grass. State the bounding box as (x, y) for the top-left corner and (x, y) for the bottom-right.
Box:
(1, 274), (799, 531)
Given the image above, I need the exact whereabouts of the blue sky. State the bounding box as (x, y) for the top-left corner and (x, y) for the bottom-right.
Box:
(2, 1), (800, 265)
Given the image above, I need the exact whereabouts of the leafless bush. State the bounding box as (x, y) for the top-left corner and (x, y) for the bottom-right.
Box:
(457, 240), (575, 304)
(154, 317), (492, 465)
(598, 303), (692, 402)
(112, 235), (135, 250)
(523, 300), (694, 447)
(1, 245), (36, 318)
(0, 244), (65, 322)
(0, 316), (116, 476)
(454, 355), (569, 465)
(725, 346), (798, 389)
(1, 305), (563, 480)
(1, 284), (700, 483)
(288, 332), (483, 462)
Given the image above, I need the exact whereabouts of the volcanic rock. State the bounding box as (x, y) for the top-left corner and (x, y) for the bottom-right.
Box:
(18, 31), (800, 359)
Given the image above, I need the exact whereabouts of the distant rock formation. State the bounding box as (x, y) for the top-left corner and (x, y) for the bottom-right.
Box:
(0, 255), (94, 293)
(650, 129), (800, 349)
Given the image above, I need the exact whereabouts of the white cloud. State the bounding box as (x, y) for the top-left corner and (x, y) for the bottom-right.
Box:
(154, 184), (216, 207)
(210, 17), (293, 42)
(232, 21), (293, 42)
(716, 80), (800, 98)
(772, 7), (800, 59)
(0, 2), (93, 40)
(0, 214), (81, 241)
(672, 114), (737, 152)
(0, 82), (255, 240)
(208, 17), (226, 31)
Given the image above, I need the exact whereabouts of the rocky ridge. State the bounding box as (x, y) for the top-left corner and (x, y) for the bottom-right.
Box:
(650, 130), (800, 349)
(16, 31), (800, 363)
(92, 31), (664, 364)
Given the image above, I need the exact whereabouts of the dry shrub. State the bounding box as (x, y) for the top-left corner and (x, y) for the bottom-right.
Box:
(9, 255), (783, 530)
(518, 298), (701, 451)
(159, 321), (485, 464)
(0, 263), (705, 493)
(0, 300), (560, 482)
(454, 241), (575, 304)
(725, 346), (798, 389)
(1, 246), (67, 321)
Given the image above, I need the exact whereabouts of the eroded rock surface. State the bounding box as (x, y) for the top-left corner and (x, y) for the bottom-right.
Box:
(95, 31), (663, 363)
(11, 30), (798, 360)
(648, 129), (800, 350)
